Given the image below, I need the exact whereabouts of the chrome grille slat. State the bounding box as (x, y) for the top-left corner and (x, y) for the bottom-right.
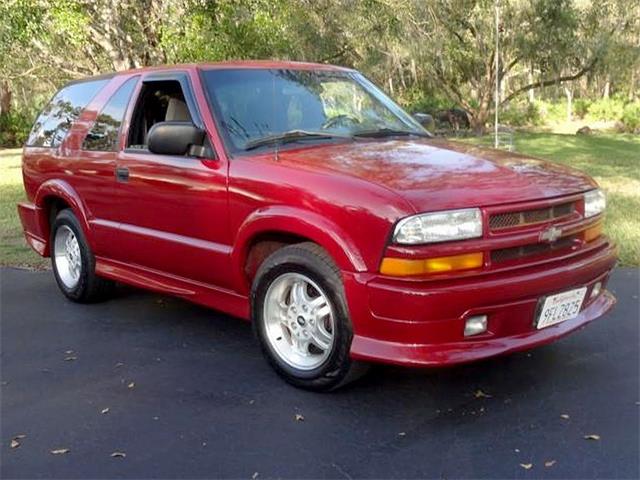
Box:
(489, 202), (575, 230)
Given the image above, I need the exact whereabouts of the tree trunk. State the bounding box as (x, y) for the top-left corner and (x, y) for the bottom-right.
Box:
(603, 78), (610, 99)
(0, 82), (11, 116)
(528, 70), (535, 102)
(564, 86), (573, 122)
(469, 110), (487, 136)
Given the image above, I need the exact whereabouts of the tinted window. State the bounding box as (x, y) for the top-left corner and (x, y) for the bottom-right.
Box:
(83, 77), (138, 151)
(26, 79), (108, 148)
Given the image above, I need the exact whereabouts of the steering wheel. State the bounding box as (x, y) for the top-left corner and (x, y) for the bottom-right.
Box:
(321, 114), (361, 130)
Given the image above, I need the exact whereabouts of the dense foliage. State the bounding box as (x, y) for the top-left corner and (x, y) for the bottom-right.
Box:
(1, 0), (638, 145)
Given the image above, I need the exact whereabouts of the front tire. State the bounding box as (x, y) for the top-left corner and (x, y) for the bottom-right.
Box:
(252, 243), (367, 391)
(51, 209), (113, 303)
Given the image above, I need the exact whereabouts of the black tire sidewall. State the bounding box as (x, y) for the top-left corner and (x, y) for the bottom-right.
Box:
(51, 210), (95, 301)
(252, 245), (354, 389)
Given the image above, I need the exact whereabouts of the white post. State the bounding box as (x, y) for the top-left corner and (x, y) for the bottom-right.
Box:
(494, 0), (499, 148)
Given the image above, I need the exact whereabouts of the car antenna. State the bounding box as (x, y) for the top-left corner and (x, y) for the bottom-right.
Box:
(274, 138), (280, 162)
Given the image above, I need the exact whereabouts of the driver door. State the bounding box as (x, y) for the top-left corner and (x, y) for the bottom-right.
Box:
(112, 71), (233, 289)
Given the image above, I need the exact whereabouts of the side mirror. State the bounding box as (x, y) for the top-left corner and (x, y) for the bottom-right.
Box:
(412, 112), (435, 131)
(147, 121), (206, 156)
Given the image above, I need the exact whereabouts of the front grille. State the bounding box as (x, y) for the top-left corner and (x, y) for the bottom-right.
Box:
(491, 236), (577, 264)
(490, 202), (575, 230)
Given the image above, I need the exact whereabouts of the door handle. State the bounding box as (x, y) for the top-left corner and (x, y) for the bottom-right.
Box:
(115, 167), (129, 182)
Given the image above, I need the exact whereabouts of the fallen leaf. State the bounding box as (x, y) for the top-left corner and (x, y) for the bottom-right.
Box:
(252, 473), (259, 479)
(294, 413), (304, 421)
(520, 463), (533, 470)
(115, 362), (124, 368)
(50, 448), (70, 455)
(560, 414), (570, 419)
(110, 451), (126, 458)
(545, 460), (556, 467)
(152, 416), (159, 420)
(101, 408), (110, 414)
(248, 400), (255, 405)
(514, 448), (520, 453)
(65, 350), (74, 355)
(127, 382), (135, 389)
(398, 432), (406, 437)
(64, 356), (77, 361)
(474, 389), (492, 399)
(10, 439), (20, 448)
(584, 434), (601, 441)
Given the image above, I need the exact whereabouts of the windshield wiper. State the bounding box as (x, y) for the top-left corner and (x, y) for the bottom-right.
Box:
(353, 128), (431, 139)
(244, 130), (352, 151)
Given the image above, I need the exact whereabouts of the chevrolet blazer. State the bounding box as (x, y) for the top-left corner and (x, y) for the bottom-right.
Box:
(18, 61), (617, 390)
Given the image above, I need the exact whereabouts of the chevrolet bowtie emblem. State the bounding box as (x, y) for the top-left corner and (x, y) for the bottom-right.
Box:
(539, 226), (562, 243)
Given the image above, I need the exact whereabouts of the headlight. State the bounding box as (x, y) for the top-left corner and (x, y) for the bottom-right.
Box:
(584, 189), (606, 218)
(393, 208), (483, 244)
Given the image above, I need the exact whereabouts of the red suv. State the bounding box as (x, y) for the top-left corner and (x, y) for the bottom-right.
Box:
(18, 61), (617, 390)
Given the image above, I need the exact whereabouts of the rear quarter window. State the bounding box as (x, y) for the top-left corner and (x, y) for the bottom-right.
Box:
(26, 79), (108, 148)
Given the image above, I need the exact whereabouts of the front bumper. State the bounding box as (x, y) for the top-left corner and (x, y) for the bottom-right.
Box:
(343, 239), (618, 367)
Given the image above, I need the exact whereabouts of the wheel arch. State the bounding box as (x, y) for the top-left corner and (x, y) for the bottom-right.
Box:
(232, 206), (367, 292)
(33, 180), (92, 254)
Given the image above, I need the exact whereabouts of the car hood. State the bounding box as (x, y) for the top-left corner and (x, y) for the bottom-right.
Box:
(276, 138), (597, 212)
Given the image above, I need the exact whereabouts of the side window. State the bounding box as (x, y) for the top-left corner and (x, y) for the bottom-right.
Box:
(83, 77), (138, 152)
(26, 79), (108, 148)
(127, 80), (194, 150)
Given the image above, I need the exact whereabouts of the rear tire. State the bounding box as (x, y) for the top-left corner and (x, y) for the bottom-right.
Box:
(50, 209), (114, 303)
(252, 242), (368, 391)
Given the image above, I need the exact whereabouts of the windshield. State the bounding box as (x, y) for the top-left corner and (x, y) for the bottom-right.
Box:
(201, 68), (426, 153)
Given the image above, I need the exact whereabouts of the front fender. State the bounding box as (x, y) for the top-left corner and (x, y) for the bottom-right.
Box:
(232, 205), (367, 289)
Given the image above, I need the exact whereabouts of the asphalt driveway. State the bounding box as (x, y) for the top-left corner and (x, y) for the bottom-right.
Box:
(1, 267), (638, 479)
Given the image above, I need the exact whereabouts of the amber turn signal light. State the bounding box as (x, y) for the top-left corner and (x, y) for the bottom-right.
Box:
(583, 223), (603, 242)
(380, 252), (484, 276)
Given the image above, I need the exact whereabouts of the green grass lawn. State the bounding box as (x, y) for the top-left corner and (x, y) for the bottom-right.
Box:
(1, 132), (638, 269)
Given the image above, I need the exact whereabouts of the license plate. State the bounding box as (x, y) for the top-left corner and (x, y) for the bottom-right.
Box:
(536, 287), (587, 329)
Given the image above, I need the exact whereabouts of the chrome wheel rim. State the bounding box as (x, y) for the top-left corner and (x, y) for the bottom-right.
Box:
(263, 272), (335, 370)
(54, 225), (82, 289)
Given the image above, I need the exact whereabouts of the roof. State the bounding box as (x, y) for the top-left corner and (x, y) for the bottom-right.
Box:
(61, 61), (354, 86)
(112, 60), (353, 76)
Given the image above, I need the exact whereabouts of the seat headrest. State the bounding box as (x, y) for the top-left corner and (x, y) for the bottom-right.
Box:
(165, 97), (191, 122)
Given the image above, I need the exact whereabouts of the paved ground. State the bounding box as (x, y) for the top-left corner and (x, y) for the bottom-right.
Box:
(1, 267), (638, 479)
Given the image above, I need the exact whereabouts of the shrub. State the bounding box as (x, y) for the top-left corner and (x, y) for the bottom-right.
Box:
(0, 110), (33, 147)
(573, 99), (591, 119)
(586, 98), (625, 121)
(619, 102), (640, 133)
(535, 100), (567, 123)
(501, 101), (541, 127)
(399, 87), (451, 115)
